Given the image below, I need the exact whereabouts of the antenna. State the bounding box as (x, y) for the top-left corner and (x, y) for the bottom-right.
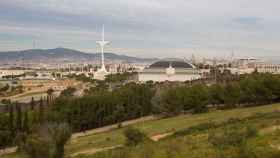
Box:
(96, 25), (110, 72)
(102, 25), (105, 41)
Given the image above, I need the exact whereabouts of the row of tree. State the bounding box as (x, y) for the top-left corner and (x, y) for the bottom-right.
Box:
(155, 73), (280, 116)
(50, 83), (154, 132)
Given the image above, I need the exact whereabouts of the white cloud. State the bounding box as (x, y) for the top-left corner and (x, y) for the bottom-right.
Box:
(0, 0), (279, 58)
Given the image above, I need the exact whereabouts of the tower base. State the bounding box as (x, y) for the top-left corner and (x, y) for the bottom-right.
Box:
(94, 68), (108, 80)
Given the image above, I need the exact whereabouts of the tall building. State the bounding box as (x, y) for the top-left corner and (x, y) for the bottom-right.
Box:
(94, 26), (110, 80)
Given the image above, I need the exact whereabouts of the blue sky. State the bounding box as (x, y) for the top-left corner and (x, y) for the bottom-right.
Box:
(0, 0), (279, 59)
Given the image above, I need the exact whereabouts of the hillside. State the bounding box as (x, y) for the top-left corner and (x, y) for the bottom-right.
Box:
(3, 103), (280, 158)
(0, 48), (157, 63)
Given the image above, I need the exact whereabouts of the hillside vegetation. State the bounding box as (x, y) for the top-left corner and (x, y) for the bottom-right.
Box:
(3, 103), (280, 158)
(73, 108), (280, 158)
(2, 73), (280, 158)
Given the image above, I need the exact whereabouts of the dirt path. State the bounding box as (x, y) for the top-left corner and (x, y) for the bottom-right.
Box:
(72, 116), (156, 139)
(150, 132), (173, 141)
(0, 147), (17, 156)
(260, 125), (280, 135)
(69, 123), (280, 157)
(70, 145), (123, 157)
(70, 132), (173, 157)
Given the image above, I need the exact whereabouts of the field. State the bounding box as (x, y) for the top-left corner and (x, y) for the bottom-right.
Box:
(3, 103), (280, 158)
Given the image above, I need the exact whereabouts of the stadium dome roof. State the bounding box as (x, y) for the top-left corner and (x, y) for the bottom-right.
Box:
(149, 59), (195, 69)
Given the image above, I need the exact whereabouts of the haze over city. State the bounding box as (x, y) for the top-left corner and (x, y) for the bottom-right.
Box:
(0, 0), (280, 59)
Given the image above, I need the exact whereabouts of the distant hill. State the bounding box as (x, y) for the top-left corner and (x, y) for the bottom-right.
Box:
(0, 48), (157, 63)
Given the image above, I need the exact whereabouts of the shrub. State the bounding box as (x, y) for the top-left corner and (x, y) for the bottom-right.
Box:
(123, 127), (147, 146)
(208, 124), (259, 149)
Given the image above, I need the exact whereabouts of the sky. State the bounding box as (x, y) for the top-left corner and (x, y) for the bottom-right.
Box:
(0, 0), (280, 59)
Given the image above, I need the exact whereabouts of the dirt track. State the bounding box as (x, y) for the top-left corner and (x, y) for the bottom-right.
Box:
(72, 116), (156, 139)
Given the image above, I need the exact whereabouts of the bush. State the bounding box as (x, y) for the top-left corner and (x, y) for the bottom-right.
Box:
(124, 127), (148, 146)
(208, 124), (259, 149)
(245, 124), (258, 138)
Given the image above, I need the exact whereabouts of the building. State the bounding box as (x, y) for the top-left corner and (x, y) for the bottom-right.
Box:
(255, 63), (280, 74)
(138, 59), (201, 82)
(0, 69), (27, 78)
(20, 79), (79, 91)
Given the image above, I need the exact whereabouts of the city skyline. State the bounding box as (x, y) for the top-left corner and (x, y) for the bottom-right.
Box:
(0, 0), (280, 59)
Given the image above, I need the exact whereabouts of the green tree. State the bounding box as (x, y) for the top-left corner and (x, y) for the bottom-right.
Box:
(60, 87), (76, 97)
(22, 122), (71, 158)
(23, 111), (30, 133)
(209, 84), (225, 107)
(185, 85), (210, 113)
(15, 103), (23, 131)
(8, 104), (15, 136)
(30, 97), (35, 110)
(47, 88), (55, 103)
(38, 97), (45, 124)
(48, 123), (72, 158)
(224, 82), (241, 108)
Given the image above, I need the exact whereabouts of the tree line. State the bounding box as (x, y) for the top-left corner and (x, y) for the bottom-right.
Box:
(154, 73), (280, 116)
(50, 83), (154, 132)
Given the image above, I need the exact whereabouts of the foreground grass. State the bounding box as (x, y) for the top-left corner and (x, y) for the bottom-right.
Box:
(3, 103), (280, 158)
(67, 103), (280, 155)
(78, 111), (280, 158)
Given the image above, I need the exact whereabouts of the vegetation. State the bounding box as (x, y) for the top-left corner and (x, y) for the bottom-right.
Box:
(22, 123), (71, 158)
(156, 73), (280, 116)
(123, 127), (149, 146)
(60, 87), (77, 97)
(2, 73), (280, 158)
(0, 84), (10, 92)
(51, 83), (154, 132)
(74, 112), (280, 158)
(2, 103), (280, 158)
(0, 85), (24, 97)
(105, 72), (137, 83)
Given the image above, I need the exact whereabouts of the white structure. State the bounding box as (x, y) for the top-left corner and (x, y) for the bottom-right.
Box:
(233, 57), (258, 69)
(0, 70), (26, 78)
(222, 57), (280, 75)
(94, 26), (110, 80)
(138, 59), (201, 82)
(255, 63), (280, 74)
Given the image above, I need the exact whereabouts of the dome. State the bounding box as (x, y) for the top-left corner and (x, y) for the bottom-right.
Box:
(149, 59), (195, 69)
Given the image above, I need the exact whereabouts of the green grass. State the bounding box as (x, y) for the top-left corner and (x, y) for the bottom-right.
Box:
(80, 110), (280, 158)
(66, 103), (280, 155)
(3, 103), (280, 158)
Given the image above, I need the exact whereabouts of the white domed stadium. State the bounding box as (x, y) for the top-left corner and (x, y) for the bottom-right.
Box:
(138, 59), (201, 82)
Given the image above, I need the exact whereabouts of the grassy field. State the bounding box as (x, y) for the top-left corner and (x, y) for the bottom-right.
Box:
(66, 103), (280, 155)
(3, 103), (280, 158)
(76, 107), (280, 158)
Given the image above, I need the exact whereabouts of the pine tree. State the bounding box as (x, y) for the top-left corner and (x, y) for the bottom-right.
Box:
(15, 103), (23, 131)
(30, 97), (35, 110)
(8, 104), (15, 136)
(23, 111), (29, 133)
(39, 97), (45, 124)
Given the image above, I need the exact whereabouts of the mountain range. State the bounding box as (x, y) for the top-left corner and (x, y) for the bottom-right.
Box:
(0, 48), (157, 63)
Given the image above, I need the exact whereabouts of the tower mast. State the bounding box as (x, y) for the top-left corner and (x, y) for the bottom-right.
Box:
(96, 25), (109, 72)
